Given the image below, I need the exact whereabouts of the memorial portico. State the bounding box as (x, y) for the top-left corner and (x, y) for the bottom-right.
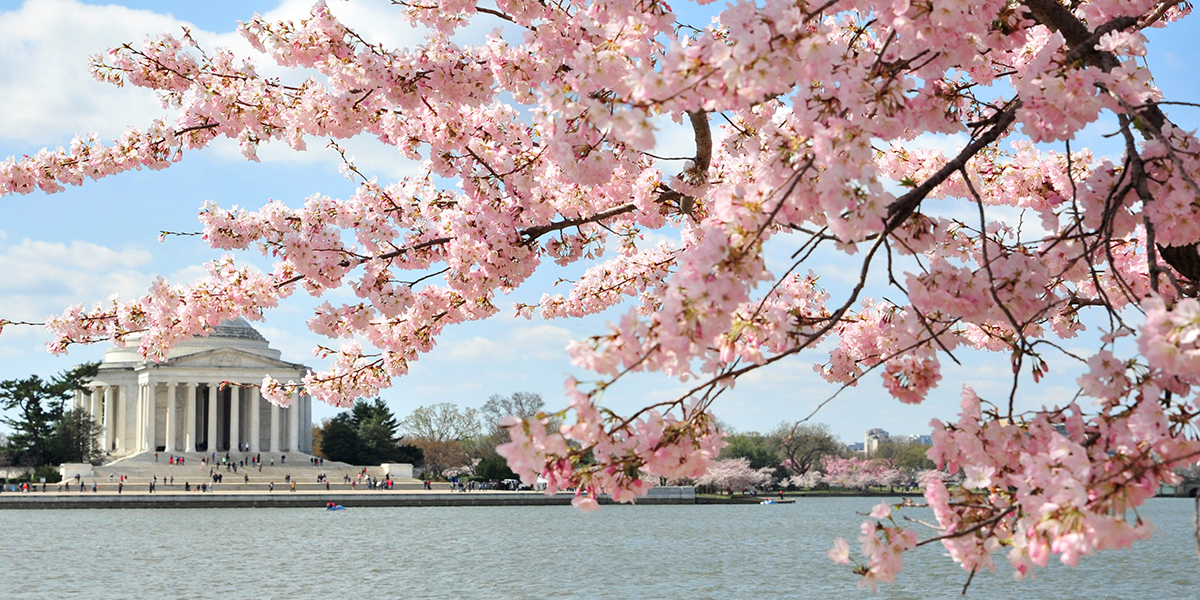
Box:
(76, 318), (313, 457)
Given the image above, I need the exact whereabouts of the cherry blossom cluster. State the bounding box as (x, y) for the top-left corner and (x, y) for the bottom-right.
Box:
(693, 457), (775, 491)
(793, 456), (909, 490)
(830, 503), (919, 592)
(915, 384), (1199, 580)
(497, 378), (725, 508)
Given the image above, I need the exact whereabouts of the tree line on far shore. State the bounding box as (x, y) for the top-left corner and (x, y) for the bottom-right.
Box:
(0, 365), (937, 490)
(311, 391), (548, 481)
(695, 423), (937, 494)
(311, 396), (938, 489)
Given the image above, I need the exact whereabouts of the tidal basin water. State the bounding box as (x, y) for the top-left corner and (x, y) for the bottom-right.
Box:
(2, 496), (1196, 599)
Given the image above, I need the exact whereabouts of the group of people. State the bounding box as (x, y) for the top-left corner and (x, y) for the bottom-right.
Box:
(264, 481), (297, 492)
(56, 475), (98, 493)
(339, 469), (394, 490)
(183, 481), (213, 492)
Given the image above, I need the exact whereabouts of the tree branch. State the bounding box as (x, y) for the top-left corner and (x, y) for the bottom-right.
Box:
(885, 100), (1020, 229)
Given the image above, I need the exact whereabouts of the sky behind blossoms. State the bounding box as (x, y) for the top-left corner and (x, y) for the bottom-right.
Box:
(0, 0), (1198, 443)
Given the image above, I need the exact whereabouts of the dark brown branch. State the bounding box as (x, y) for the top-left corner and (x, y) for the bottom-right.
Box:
(885, 100), (1020, 229)
(0, 319), (46, 327)
(916, 505), (1018, 547)
(520, 203), (638, 241)
(687, 111), (712, 177)
(175, 122), (220, 137)
(275, 203), (641, 289)
(1022, 1), (1165, 130)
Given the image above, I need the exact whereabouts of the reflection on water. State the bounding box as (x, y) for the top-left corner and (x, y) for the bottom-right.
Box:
(1, 497), (1196, 599)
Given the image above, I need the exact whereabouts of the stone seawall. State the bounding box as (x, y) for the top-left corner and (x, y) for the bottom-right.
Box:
(0, 486), (696, 509)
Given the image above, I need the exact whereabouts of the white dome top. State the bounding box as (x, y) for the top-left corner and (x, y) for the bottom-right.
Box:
(100, 318), (279, 366)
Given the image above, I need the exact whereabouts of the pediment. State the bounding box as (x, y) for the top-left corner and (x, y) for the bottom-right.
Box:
(158, 348), (305, 371)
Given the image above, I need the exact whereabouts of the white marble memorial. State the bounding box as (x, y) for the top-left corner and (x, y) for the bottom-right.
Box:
(73, 318), (313, 457)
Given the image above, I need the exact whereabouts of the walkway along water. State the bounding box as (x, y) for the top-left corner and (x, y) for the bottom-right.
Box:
(0, 486), (696, 509)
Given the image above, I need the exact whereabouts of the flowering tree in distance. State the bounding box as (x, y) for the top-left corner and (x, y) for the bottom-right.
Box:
(2, 0), (1200, 589)
(695, 457), (775, 491)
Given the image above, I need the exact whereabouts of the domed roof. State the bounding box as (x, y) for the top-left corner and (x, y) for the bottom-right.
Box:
(199, 317), (267, 342)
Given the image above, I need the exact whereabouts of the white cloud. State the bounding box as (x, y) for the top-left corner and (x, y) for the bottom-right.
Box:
(447, 335), (499, 360)
(254, 325), (323, 365)
(166, 264), (210, 285)
(0, 0), (426, 177)
(446, 323), (574, 362)
(0, 238), (153, 320)
(901, 131), (971, 156)
(0, 0), (177, 144)
(263, 0), (425, 51)
(509, 323), (574, 359)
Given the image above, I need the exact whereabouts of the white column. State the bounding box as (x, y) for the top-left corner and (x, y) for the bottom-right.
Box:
(165, 382), (178, 452)
(103, 386), (114, 452)
(184, 382), (197, 453)
(230, 385), (241, 452)
(73, 389), (82, 411)
(135, 384), (145, 451)
(249, 386), (261, 453)
(89, 389), (100, 425)
(207, 383), (219, 453)
(119, 384), (131, 452)
(144, 381), (156, 452)
(288, 389), (300, 452)
(270, 400), (280, 453)
(124, 384), (136, 451)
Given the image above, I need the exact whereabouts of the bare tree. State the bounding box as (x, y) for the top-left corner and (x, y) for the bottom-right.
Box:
(401, 403), (481, 442)
(411, 438), (473, 479)
(772, 422), (844, 476)
(481, 392), (546, 441)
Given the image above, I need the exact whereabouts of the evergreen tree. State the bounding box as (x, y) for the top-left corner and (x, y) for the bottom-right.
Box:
(315, 398), (423, 466)
(51, 408), (103, 465)
(0, 363), (97, 467)
(317, 413), (361, 464)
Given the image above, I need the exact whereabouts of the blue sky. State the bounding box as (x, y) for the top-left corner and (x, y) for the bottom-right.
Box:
(0, 0), (1197, 445)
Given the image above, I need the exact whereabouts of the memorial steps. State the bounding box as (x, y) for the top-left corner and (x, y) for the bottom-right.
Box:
(51, 450), (427, 493)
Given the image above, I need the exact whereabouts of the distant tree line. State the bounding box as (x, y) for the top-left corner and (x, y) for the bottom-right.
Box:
(318, 394), (937, 488)
(697, 423), (936, 493)
(312, 391), (547, 481)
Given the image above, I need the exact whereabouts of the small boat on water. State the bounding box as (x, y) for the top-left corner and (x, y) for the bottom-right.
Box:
(761, 499), (796, 505)
(325, 502), (346, 511)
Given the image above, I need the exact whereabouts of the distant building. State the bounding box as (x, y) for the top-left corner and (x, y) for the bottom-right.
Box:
(903, 434), (933, 446)
(864, 428), (889, 456)
(847, 442), (865, 453)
